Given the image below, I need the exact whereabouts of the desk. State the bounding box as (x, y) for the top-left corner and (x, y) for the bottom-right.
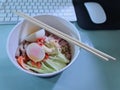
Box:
(0, 23), (120, 90)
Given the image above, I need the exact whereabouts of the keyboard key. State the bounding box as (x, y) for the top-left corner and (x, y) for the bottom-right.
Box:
(25, 3), (29, 6)
(49, 10), (55, 13)
(0, 13), (6, 17)
(11, 17), (18, 21)
(44, 10), (49, 13)
(28, 10), (33, 13)
(0, 3), (2, 6)
(38, 6), (42, 9)
(0, 18), (4, 21)
(46, 3), (50, 6)
(16, 6), (21, 9)
(7, 13), (12, 17)
(0, 10), (5, 13)
(48, 0), (52, 2)
(5, 17), (10, 21)
(5, 10), (10, 13)
(61, 3), (66, 6)
(43, 6), (48, 9)
(11, 6), (16, 9)
(44, 0), (48, 2)
(30, 13), (36, 16)
(36, 3), (40, 6)
(34, 10), (38, 13)
(21, 6), (26, 9)
(39, 10), (44, 13)
(48, 6), (53, 9)
(41, 3), (45, 6)
(5, 6), (10, 9)
(23, 10), (27, 13)
(20, 2), (24, 6)
(18, 17), (24, 21)
(33, 6), (37, 9)
(14, 2), (19, 6)
(27, 6), (32, 9)
(9, 2), (14, 6)
(51, 3), (55, 6)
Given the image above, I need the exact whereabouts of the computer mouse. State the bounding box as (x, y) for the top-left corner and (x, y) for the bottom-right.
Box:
(73, 0), (120, 30)
(84, 2), (107, 24)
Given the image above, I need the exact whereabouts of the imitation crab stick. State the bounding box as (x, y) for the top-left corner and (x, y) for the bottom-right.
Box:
(17, 56), (26, 69)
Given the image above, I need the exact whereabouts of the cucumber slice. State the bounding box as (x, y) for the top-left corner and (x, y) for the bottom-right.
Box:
(49, 52), (69, 63)
(26, 62), (55, 73)
(45, 59), (66, 71)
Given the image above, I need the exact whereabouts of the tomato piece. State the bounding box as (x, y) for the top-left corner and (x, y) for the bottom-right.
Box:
(30, 60), (42, 69)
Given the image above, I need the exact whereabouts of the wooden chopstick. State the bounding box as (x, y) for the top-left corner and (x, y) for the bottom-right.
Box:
(14, 11), (116, 61)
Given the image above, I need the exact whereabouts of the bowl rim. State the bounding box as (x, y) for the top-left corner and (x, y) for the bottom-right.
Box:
(6, 15), (81, 77)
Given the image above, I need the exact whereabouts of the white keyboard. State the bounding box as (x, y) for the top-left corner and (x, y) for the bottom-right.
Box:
(0, 0), (77, 24)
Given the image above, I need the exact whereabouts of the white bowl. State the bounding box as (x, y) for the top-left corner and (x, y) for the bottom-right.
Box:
(6, 15), (81, 77)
